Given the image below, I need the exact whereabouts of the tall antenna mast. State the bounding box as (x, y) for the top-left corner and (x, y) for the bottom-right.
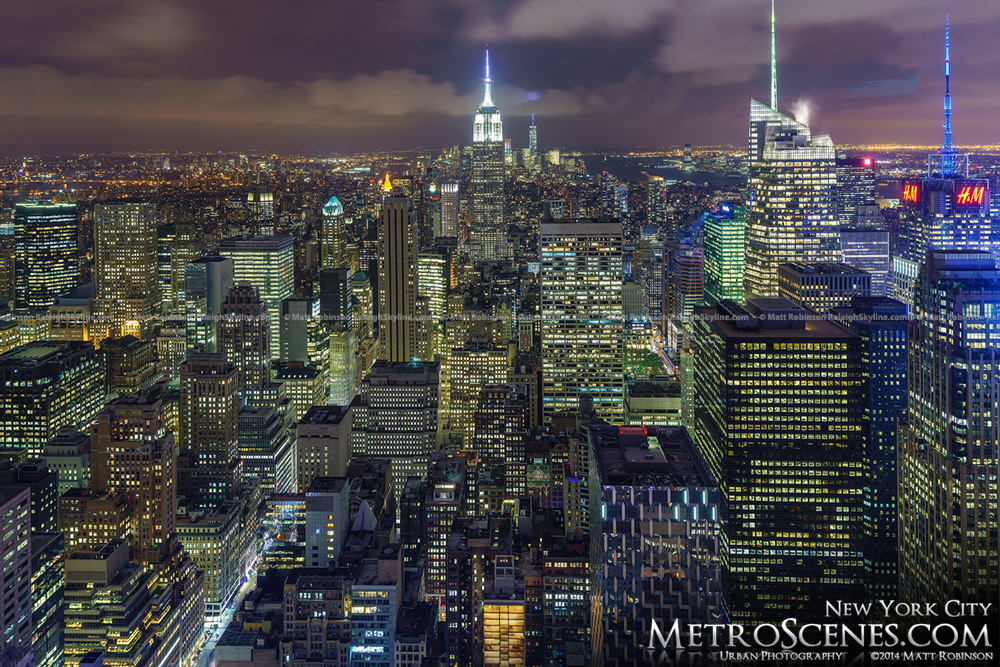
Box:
(770, 0), (777, 110)
(942, 15), (953, 153)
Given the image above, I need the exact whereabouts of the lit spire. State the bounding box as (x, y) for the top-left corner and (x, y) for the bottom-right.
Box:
(770, 0), (777, 110)
(381, 173), (392, 193)
(482, 47), (494, 107)
(942, 14), (953, 153)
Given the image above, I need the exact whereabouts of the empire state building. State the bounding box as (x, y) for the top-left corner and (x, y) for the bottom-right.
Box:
(470, 49), (506, 262)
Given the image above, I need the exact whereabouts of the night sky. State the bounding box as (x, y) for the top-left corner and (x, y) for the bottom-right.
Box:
(1, 0), (998, 155)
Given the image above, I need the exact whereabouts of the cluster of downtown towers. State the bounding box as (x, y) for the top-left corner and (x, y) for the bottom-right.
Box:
(0, 25), (998, 667)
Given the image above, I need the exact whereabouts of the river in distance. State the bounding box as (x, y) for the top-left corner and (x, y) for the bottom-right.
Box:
(577, 154), (745, 188)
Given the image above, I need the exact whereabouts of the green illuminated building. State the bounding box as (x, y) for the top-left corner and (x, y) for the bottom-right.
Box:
(702, 204), (745, 305)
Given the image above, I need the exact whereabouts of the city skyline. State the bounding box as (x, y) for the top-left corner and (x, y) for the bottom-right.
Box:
(0, 3), (996, 666)
(2, 1), (1000, 155)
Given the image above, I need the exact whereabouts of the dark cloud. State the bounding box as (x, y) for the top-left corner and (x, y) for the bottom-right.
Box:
(0, 0), (998, 154)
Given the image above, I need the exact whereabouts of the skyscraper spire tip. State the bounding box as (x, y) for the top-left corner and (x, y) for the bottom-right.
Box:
(770, 0), (777, 110)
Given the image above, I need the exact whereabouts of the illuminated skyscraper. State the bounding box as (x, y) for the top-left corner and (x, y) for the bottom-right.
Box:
(691, 298), (864, 625)
(0, 486), (31, 655)
(157, 223), (176, 313)
(92, 201), (159, 340)
(777, 261), (872, 315)
(441, 341), (509, 442)
(218, 235), (294, 352)
(646, 176), (672, 242)
(13, 202), (78, 309)
(440, 183), (459, 238)
(89, 393), (176, 565)
(528, 114), (538, 159)
(898, 250), (999, 611)
(835, 156), (877, 225)
(217, 283), (271, 402)
(590, 425), (722, 666)
(745, 2), (840, 297)
(0, 341), (104, 456)
(417, 248), (450, 358)
(378, 192), (418, 362)
(831, 296), (908, 603)
(30, 530), (64, 667)
(841, 228), (891, 296)
(702, 204), (745, 305)
(540, 221), (624, 423)
(178, 353), (243, 504)
(470, 49), (506, 262)
(744, 107), (841, 296)
(892, 19), (999, 308)
(350, 361), (440, 516)
(321, 195), (348, 270)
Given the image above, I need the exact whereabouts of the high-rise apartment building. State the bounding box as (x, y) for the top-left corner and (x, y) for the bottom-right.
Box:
(470, 50), (506, 262)
(702, 204), (746, 305)
(296, 405), (352, 491)
(350, 546), (403, 665)
(898, 250), (999, 610)
(378, 193), (418, 362)
(0, 341), (104, 456)
(218, 235), (294, 352)
(304, 476), (349, 568)
(691, 298), (864, 625)
(474, 386), (527, 496)
(425, 451), (466, 610)
(540, 221), (624, 423)
(13, 202), (78, 309)
(178, 354), (243, 504)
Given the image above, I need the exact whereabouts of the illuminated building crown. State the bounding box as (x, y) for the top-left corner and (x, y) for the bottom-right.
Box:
(474, 48), (503, 143)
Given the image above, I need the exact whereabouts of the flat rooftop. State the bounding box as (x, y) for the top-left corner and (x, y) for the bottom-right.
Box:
(779, 261), (868, 276)
(306, 476), (347, 494)
(591, 425), (715, 488)
(697, 299), (856, 339)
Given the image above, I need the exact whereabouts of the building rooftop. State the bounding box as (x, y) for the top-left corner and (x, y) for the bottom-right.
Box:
(779, 261), (869, 276)
(697, 299), (856, 339)
(299, 405), (349, 426)
(591, 425), (715, 488)
(218, 234), (294, 250)
(306, 476), (348, 494)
